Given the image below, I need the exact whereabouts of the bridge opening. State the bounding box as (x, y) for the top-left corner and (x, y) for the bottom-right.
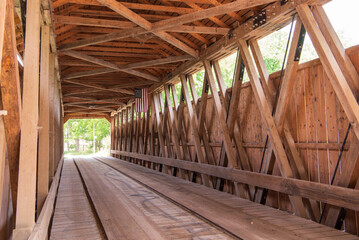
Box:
(64, 119), (111, 157)
(0, 0), (359, 239)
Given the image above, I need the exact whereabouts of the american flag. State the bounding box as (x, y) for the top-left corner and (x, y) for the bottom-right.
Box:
(134, 88), (149, 112)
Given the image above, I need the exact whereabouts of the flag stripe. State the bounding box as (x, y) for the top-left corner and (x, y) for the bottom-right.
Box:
(135, 88), (148, 112)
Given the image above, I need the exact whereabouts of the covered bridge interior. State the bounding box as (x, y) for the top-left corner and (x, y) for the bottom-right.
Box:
(0, 0), (359, 239)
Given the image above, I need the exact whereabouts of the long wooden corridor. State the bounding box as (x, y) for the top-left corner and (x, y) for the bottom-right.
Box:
(50, 157), (358, 240)
(1, 0), (359, 239)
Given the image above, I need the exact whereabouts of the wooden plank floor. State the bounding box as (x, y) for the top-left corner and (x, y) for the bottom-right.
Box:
(50, 157), (359, 240)
(96, 157), (359, 240)
(50, 159), (106, 240)
(74, 158), (234, 240)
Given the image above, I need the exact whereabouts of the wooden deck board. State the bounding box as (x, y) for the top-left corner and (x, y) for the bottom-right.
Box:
(74, 158), (235, 240)
(96, 156), (358, 240)
(49, 159), (106, 240)
(50, 157), (358, 239)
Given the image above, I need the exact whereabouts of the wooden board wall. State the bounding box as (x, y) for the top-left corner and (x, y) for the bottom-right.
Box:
(113, 45), (359, 235)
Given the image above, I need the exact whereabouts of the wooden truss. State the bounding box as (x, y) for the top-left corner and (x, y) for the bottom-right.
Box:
(0, 0), (359, 238)
(108, 0), (359, 236)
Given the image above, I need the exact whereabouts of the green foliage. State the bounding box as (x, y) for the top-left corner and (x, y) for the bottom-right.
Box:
(218, 53), (237, 87)
(193, 71), (205, 97)
(64, 119), (110, 154)
(166, 19), (351, 105)
(258, 27), (290, 74)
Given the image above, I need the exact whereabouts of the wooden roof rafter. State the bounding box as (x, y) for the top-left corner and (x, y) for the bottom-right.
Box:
(54, 0), (296, 113)
(57, 0), (275, 51)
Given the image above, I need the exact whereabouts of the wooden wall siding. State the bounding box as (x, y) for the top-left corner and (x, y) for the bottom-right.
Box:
(112, 45), (359, 235)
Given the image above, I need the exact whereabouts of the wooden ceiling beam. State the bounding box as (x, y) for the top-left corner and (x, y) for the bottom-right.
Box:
(64, 81), (150, 95)
(54, 15), (137, 29)
(80, 46), (158, 54)
(56, 15), (230, 35)
(96, 0), (199, 57)
(151, 0), (274, 31)
(62, 50), (161, 82)
(120, 55), (193, 69)
(64, 103), (117, 111)
(63, 96), (125, 104)
(64, 113), (111, 123)
(55, 24), (76, 35)
(66, 51), (160, 58)
(64, 109), (111, 114)
(62, 51), (192, 80)
(59, 0), (274, 51)
(62, 79), (134, 95)
(54, 0), (195, 14)
(62, 68), (117, 79)
(204, 0), (245, 22)
(181, 0), (229, 28)
(71, 9), (173, 21)
(63, 89), (105, 96)
(166, 25), (230, 35)
(150, 0), (313, 93)
(64, 101), (119, 106)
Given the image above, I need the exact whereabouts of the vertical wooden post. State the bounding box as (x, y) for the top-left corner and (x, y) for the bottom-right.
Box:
(0, 0), (6, 220)
(0, 0), (22, 212)
(48, 53), (55, 184)
(143, 111), (149, 156)
(114, 113), (118, 153)
(116, 113), (120, 152)
(124, 107), (128, 156)
(129, 103), (135, 154)
(0, 114), (7, 224)
(120, 111), (124, 152)
(110, 115), (114, 154)
(37, 24), (50, 216)
(14, 0), (41, 236)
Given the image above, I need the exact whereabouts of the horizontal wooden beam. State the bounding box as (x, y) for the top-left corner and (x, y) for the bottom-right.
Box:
(54, 15), (136, 29)
(96, 0), (199, 57)
(62, 50), (161, 82)
(112, 150), (359, 212)
(62, 52), (192, 81)
(64, 113), (111, 123)
(166, 25), (230, 35)
(62, 80), (134, 95)
(59, 0), (274, 51)
(64, 109), (110, 114)
(119, 55), (194, 69)
(54, 0), (196, 14)
(65, 103), (115, 111)
(55, 15), (230, 35)
(62, 68), (117, 79)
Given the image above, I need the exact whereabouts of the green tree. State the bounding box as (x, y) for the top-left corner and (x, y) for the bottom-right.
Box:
(85, 119), (110, 151)
(64, 119), (110, 154)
